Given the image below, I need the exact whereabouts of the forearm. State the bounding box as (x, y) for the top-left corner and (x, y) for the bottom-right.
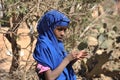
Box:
(44, 50), (88, 80)
(45, 57), (70, 80)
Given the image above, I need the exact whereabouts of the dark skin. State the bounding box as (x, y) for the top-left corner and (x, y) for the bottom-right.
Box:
(44, 26), (88, 80)
(54, 26), (67, 41)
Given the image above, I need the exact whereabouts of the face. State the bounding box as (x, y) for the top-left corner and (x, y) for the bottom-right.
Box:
(54, 26), (68, 41)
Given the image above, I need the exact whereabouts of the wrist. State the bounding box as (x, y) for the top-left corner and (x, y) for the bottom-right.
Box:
(64, 57), (70, 64)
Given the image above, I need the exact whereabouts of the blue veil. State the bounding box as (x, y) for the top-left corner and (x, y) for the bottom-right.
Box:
(33, 10), (76, 80)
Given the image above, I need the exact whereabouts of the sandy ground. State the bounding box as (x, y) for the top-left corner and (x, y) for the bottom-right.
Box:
(0, 27), (36, 72)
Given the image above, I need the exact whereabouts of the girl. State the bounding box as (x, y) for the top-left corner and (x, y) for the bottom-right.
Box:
(33, 9), (87, 80)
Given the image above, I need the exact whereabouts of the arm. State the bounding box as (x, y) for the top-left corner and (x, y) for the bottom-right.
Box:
(44, 57), (70, 80)
(44, 50), (88, 80)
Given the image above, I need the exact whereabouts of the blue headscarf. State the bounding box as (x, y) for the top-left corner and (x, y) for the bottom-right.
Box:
(33, 9), (76, 80)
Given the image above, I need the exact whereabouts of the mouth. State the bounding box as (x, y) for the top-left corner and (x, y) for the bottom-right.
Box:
(58, 37), (64, 41)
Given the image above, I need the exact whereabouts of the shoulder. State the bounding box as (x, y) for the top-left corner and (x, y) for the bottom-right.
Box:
(35, 40), (53, 51)
(35, 41), (48, 49)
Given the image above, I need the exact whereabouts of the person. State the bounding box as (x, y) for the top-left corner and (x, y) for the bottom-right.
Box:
(33, 9), (88, 80)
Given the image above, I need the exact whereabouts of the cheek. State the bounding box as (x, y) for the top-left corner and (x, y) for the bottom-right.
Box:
(54, 30), (59, 37)
(56, 31), (60, 37)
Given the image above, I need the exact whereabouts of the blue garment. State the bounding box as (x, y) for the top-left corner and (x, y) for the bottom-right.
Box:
(33, 9), (76, 80)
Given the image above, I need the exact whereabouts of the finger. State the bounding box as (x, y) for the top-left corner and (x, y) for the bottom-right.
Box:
(77, 52), (88, 58)
(82, 53), (88, 56)
(77, 57), (86, 60)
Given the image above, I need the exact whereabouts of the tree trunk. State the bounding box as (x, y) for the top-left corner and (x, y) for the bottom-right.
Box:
(9, 33), (21, 74)
(5, 13), (23, 74)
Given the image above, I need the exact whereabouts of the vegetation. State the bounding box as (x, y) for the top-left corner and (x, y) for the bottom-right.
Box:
(0, 0), (120, 80)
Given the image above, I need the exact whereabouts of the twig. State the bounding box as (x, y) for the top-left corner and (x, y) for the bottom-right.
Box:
(79, 12), (105, 38)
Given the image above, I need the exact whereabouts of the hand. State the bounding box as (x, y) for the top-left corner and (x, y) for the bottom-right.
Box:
(76, 50), (88, 59)
(66, 50), (88, 62)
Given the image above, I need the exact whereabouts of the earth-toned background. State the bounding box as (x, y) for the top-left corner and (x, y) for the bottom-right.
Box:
(0, 0), (120, 80)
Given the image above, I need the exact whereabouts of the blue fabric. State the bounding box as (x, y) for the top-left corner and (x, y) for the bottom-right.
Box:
(33, 9), (76, 80)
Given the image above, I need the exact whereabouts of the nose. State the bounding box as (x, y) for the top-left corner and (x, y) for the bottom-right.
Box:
(61, 30), (65, 36)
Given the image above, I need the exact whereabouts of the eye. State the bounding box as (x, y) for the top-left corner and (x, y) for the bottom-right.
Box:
(63, 28), (67, 32)
(57, 28), (63, 31)
(57, 27), (67, 32)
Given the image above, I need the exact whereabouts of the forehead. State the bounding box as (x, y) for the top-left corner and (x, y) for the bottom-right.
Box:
(55, 26), (68, 29)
